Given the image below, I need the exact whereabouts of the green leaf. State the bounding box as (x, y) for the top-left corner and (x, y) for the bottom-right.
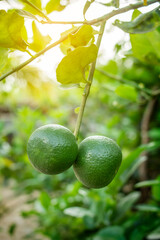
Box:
(115, 84), (137, 102)
(93, 226), (125, 240)
(136, 204), (160, 212)
(8, 223), (16, 235)
(109, 142), (159, 192)
(69, 25), (94, 48)
(149, 128), (160, 140)
(103, 60), (118, 75)
(132, 9), (141, 20)
(46, 0), (66, 14)
(130, 30), (160, 64)
(39, 192), (51, 210)
(113, 0), (119, 8)
(114, 192), (140, 222)
(114, 7), (160, 34)
(29, 21), (51, 52)
(152, 176), (160, 201)
(147, 226), (160, 240)
(98, 0), (119, 8)
(56, 44), (98, 84)
(64, 207), (93, 218)
(135, 179), (160, 188)
(120, 156), (146, 185)
(0, 10), (27, 51)
(130, 10), (160, 64)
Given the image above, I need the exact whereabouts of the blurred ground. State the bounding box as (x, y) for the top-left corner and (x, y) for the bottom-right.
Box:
(0, 186), (47, 240)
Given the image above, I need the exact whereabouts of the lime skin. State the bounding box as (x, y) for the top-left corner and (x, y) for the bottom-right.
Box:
(73, 136), (122, 188)
(27, 124), (78, 175)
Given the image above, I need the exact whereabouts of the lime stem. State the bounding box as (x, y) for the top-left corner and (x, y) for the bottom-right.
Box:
(74, 21), (106, 139)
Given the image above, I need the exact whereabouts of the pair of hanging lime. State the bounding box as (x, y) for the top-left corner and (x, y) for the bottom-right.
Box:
(27, 124), (122, 189)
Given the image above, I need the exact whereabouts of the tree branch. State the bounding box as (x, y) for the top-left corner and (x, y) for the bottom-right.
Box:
(139, 96), (157, 200)
(74, 21), (106, 139)
(0, 27), (79, 82)
(88, 0), (160, 25)
(96, 68), (153, 96)
(41, 20), (84, 25)
(41, 0), (160, 25)
(21, 0), (51, 22)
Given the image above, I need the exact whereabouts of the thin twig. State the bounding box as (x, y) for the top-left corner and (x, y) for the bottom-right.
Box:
(97, 68), (153, 96)
(139, 97), (157, 181)
(41, 0), (160, 25)
(41, 20), (85, 25)
(0, 27), (79, 82)
(88, 0), (160, 25)
(74, 21), (106, 139)
(21, 0), (52, 22)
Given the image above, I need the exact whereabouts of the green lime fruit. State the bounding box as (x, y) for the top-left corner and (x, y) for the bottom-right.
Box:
(73, 136), (122, 188)
(27, 124), (78, 175)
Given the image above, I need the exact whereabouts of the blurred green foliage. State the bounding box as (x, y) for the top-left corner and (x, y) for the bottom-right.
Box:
(0, 0), (160, 239)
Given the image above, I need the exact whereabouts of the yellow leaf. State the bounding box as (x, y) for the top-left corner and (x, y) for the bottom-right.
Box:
(69, 25), (94, 48)
(56, 44), (98, 85)
(29, 21), (51, 52)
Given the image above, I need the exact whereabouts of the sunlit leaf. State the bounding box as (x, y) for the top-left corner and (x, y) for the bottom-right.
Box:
(103, 60), (118, 75)
(83, 0), (95, 18)
(114, 7), (160, 34)
(21, 25), (28, 43)
(29, 21), (51, 52)
(0, 48), (9, 72)
(130, 10), (160, 64)
(115, 84), (137, 102)
(69, 25), (94, 48)
(131, 32), (160, 64)
(46, 0), (66, 14)
(16, 9), (38, 21)
(64, 207), (93, 218)
(98, 0), (119, 7)
(56, 44), (98, 84)
(60, 26), (78, 55)
(60, 25), (95, 55)
(20, 0), (42, 16)
(0, 10), (27, 51)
